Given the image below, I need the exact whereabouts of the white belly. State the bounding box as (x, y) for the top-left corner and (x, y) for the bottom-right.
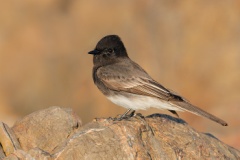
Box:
(107, 94), (183, 111)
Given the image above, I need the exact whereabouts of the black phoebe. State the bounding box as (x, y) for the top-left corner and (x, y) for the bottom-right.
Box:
(88, 35), (228, 126)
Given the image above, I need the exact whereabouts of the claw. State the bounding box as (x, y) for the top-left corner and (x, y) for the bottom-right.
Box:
(113, 109), (136, 121)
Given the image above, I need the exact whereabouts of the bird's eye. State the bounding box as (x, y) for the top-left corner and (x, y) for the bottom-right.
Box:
(107, 48), (113, 53)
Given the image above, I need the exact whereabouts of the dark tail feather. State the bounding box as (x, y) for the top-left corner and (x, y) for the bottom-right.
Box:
(170, 101), (228, 126)
(168, 110), (179, 117)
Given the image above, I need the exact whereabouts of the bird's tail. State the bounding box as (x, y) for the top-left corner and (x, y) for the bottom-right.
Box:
(170, 101), (228, 126)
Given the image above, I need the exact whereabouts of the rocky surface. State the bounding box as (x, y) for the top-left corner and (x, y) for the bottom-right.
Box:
(0, 107), (239, 159)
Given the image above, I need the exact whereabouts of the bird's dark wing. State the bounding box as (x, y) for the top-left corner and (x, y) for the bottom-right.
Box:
(96, 61), (179, 100)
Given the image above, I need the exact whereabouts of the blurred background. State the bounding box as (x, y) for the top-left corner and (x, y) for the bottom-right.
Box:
(0, 0), (239, 149)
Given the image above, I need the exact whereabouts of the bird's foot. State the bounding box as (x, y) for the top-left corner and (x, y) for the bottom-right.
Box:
(108, 110), (146, 121)
(135, 112), (145, 119)
(111, 109), (136, 121)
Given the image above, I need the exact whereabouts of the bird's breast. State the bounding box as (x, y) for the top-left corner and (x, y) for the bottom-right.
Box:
(107, 93), (183, 111)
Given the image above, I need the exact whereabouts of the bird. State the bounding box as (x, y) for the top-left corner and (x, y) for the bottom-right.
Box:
(88, 35), (228, 126)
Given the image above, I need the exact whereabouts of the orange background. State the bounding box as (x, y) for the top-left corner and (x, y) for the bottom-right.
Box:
(0, 1), (239, 149)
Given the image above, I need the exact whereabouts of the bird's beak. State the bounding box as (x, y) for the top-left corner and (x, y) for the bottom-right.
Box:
(88, 49), (100, 55)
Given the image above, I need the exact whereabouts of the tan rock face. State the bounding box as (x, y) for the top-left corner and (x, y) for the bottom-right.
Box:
(0, 107), (239, 159)
(12, 106), (82, 153)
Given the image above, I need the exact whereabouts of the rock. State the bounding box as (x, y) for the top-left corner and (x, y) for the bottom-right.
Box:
(12, 106), (82, 153)
(0, 122), (21, 156)
(0, 107), (239, 159)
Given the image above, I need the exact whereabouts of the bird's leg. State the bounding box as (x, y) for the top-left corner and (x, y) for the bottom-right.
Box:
(129, 110), (136, 117)
(119, 109), (132, 120)
(114, 109), (135, 121)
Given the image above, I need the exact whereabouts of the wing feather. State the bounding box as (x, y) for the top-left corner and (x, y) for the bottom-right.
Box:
(97, 65), (175, 100)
